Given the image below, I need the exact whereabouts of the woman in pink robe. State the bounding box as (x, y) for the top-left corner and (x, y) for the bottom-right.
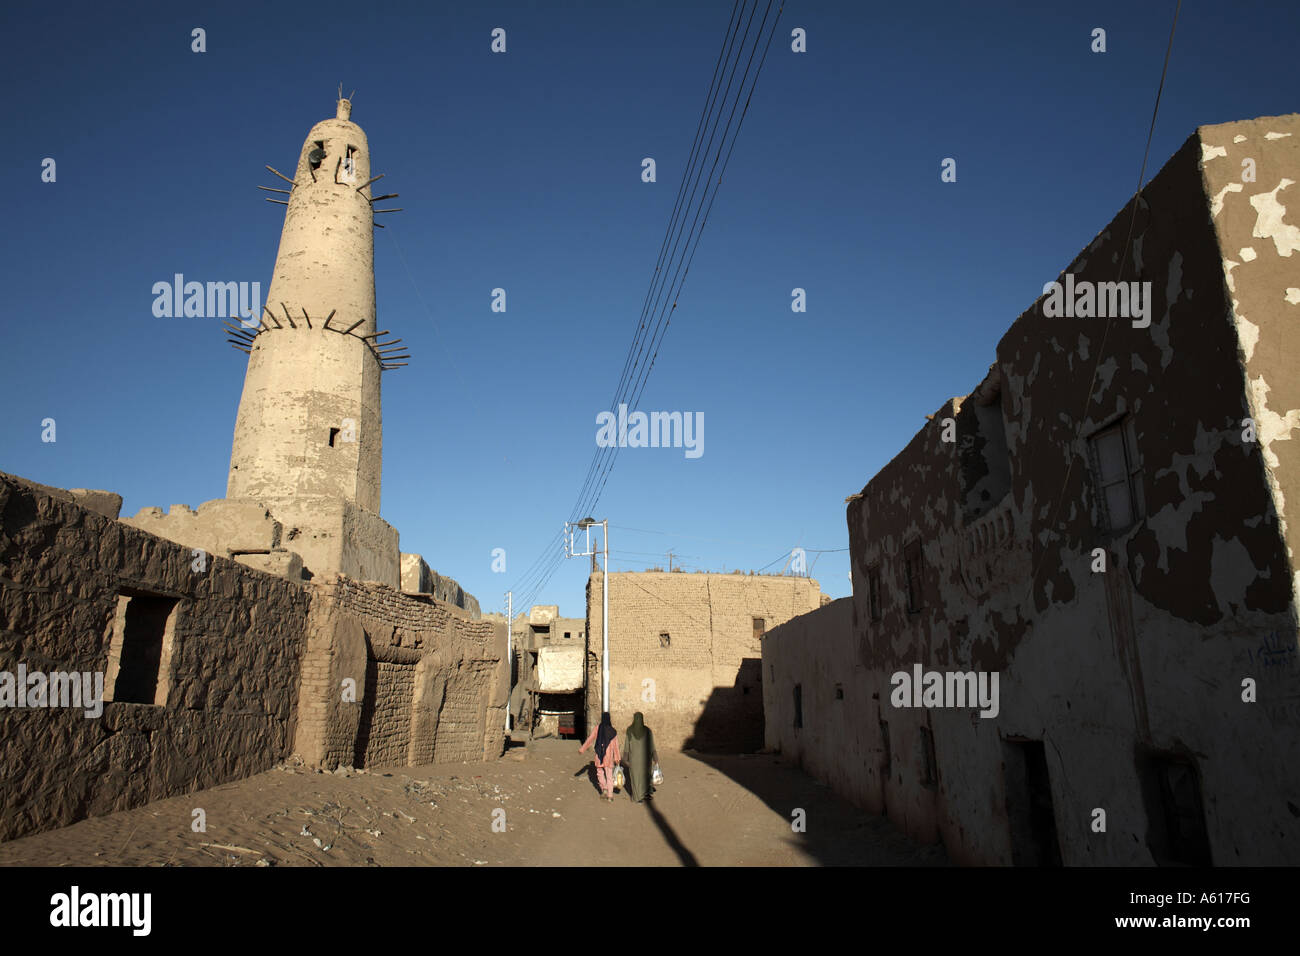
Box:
(579, 712), (621, 801)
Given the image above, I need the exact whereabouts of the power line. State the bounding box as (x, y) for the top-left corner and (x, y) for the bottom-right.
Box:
(562, 2), (750, 527)
(508, 0), (783, 607)
(584, 0), (782, 515)
(567, 1), (778, 523)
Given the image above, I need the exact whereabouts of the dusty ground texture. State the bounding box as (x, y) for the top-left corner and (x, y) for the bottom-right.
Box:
(0, 740), (947, 867)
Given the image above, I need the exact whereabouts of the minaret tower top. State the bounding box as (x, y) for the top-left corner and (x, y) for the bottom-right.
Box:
(226, 93), (404, 513)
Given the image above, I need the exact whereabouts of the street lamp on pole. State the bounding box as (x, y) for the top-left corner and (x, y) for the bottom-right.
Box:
(568, 517), (610, 714)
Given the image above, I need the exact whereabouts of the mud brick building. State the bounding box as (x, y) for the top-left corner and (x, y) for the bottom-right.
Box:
(764, 113), (1300, 866)
(0, 472), (507, 843)
(587, 570), (822, 751)
(0, 97), (507, 844)
(503, 605), (587, 740)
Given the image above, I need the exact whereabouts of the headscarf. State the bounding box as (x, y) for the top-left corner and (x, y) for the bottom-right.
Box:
(628, 711), (646, 740)
(594, 711), (616, 761)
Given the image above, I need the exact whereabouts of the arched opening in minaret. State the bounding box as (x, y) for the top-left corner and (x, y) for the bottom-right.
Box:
(329, 427), (340, 447)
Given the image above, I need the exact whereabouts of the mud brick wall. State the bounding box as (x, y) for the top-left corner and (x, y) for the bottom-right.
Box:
(761, 600), (874, 807)
(822, 115), (1300, 866)
(295, 577), (508, 770)
(356, 660), (416, 767)
(585, 571), (822, 752)
(0, 472), (309, 843)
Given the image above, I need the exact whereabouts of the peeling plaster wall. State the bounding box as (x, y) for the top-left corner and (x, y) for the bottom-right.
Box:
(1200, 114), (1300, 593)
(779, 115), (1300, 866)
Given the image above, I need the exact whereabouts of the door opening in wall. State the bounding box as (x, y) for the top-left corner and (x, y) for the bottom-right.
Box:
(537, 692), (584, 740)
(109, 592), (178, 706)
(1002, 738), (1063, 866)
(1139, 751), (1212, 866)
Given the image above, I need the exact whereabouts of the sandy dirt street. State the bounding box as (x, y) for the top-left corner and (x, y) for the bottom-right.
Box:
(0, 740), (947, 867)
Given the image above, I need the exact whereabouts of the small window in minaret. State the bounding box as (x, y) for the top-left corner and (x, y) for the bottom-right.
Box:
(344, 145), (358, 180)
(309, 141), (326, 171)
(329, 428), (340, 447)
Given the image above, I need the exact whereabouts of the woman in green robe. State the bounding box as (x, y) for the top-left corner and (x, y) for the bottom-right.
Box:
(622, 711), (658, 803)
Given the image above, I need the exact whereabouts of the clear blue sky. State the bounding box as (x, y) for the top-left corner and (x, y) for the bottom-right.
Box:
(3, 1), (1296, 616)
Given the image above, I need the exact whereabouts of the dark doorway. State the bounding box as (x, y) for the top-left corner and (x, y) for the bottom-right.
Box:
(1139, 752), (1212, 866)
(538, 692), (584, 739)
(113, 593), (176, 705)
(1002, 739), (1062, 866)
(352, 653), (380, 768)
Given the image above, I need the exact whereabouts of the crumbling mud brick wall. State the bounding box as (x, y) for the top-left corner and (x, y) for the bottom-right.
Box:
(399, 552), (482, 618)
(586, 571), (822, 751)
(0, 472), (309, 842)
(293, 577), (508, 770)
(820, 114), (1300, 866)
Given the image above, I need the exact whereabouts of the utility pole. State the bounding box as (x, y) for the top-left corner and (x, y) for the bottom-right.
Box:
(567, 517), (610, 713)
(505, 590), (512, 734)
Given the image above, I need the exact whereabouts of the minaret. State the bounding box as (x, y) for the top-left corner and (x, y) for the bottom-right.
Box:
(227, 95), (401, 511)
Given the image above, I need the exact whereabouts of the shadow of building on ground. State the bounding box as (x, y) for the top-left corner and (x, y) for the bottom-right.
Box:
(679, 681), (949, 866)
(683, 657), (764, 753)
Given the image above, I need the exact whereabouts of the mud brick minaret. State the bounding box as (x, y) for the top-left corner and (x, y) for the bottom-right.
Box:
(227, 95), (393, 508)
(211, 95), (406, 585)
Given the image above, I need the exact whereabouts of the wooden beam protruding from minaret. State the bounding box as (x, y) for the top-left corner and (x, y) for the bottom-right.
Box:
(223, 321), (257, 340)
(265, 165), (297, 187)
